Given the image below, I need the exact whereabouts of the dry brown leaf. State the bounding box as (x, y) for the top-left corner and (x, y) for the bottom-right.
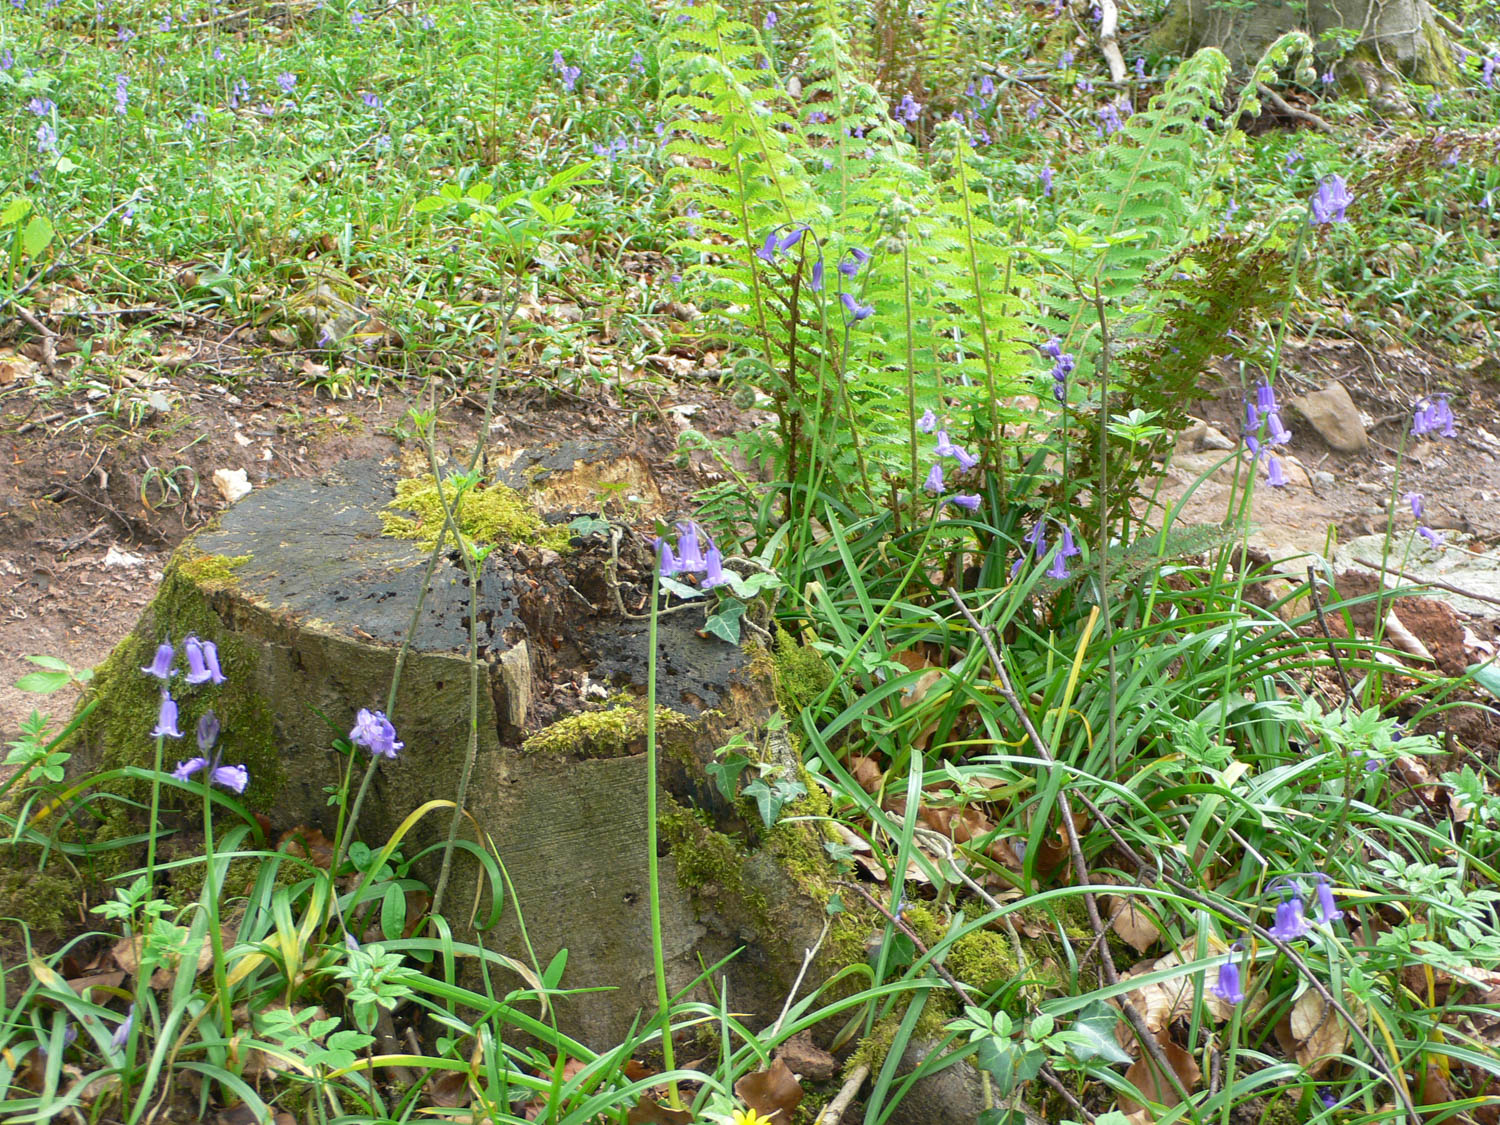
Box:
(735, 1057), (804, 1121)
(1280, 990), (1351, 1076)
(1108, 897), (1162, 954)
(1119, 1036), (1202, 1113)
(425, 1069), (471, 1108)
(626, 1102), (693, 1124)
(847, 755), (883, 795)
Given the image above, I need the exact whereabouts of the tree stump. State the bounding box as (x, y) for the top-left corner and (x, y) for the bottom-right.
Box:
(71, 449), (862, 1051)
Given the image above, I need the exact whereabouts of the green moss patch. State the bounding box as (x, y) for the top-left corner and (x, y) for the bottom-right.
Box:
(379, 474), (569, 552)
(520, 703), (692, 759)
(176, 551), (250, 589)
(771, 628), (833, 717)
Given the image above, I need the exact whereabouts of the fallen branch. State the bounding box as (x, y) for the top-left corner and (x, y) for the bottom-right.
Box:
(1256, 83), (1336, 135)
(1096, 0), (1127, 83)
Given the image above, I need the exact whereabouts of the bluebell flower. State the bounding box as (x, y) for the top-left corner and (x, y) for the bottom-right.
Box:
(1023, 520), (1047, 556)
(917, 408), (937, 433)
(1266, 456), (1288, 488)
(840, 292), (873, 323)
(1484, 55), (1497, 88)
(114, 74), (129, 115)
(924, 462), (945, 494)
(1097, 102), (1122, 136)
(838, 247), (869, 277)
(110, 1007), (134, 1053)
(896, 93), (921, 124)
(1418, 526), (1445, 549)
(212, 45), (225, 61)
(809, 258), (824, 291)
(26, 96), (56, 117)
(143, 639), (176, 680)
(1406, 492), (1424, 520)
(1040, 164), (1053, 196)
(952, 445), (978, 471)
(0, 48), (13, 70)
(657, 540), (680, 575)
(197, 710), (219, 751)
(1211, 960), (1244, 1005)
(349, 708), (403, 758)
(418, 12), (435, 29)
(776, 224), (809, 252)
(949, 493), (981, 511)
(755, 230), (779, 263)
(1411, 394), (1456, 438)
(701, 546), (729, 590)
(763, 10), (776, 28)
(277, 72), (296, 93)
(1058, 49), (1074, 68)
(211, 763), (249, 793)
(1310, 175), (1353, 224)
(1026, 99), (1042, 121)
(676, 521), (707, 572)
(153, 691), (183, 739)
(1045, 551), (1071, 581)
(1314, 875), (1343, 924)
(1059, 526), (1080, 559)
(362, 91), (382, 109)
(1134, 56), (1146, 80)
(35, 123), (58, 155)
(1268, 895), (1309, 940)
(184, 636), (214, 684)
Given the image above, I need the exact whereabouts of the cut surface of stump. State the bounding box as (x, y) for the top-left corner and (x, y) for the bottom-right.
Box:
(69, 450), (863, 1050)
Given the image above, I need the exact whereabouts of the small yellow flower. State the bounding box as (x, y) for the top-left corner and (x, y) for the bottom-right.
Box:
(730, 1110), (778, 1125)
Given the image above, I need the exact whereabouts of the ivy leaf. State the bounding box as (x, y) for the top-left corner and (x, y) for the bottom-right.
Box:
(702, 599), (746, 644)
(706, 752), (750, 801)
(660, 575), (702, 600)
(1066, 999), (1134, 1065)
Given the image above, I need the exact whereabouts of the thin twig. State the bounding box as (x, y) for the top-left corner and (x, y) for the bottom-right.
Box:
(1255, 84), (1337, 135)
(946, 589), (1198, 1117)
(813, 1063), (871, 1125)
(1305, 565), (1354, 701)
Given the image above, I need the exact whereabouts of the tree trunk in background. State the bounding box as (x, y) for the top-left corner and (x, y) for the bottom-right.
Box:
(1150, 0), (1457, 109)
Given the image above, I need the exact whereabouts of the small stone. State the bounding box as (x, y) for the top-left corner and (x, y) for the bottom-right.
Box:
(1312, 471), (1336, 489)
(1288, 382), (1367, 453)
(1196, 425), (1235, 452)
(213, 468), (252, 503)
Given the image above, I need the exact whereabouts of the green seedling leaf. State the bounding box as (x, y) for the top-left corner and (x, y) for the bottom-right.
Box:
(0, 196), (31, 227)
(15, 670), (71, 694)
(1469, 662), (1500, 701)
(25, 656), (72, 672)
(21, 215), (54, 258)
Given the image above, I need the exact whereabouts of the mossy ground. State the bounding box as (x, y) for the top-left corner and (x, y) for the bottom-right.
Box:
(770, 627), (833, 716)
(379, 473), (571, 553)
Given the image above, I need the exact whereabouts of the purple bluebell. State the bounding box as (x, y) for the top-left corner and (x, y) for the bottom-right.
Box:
(117, 26), (135, 42)
(26, 96), (56, 117)
(1321, 70), (1335, 87)
(114, 74), (129, 115)
(917, 408), (937, 433)
(560, 64), (580, 92)
(1040, 164), (1054, 197)
(1133, 56), (1146, 80)
(630, 51), (645, 75)
(1268, 894), (1309, 940)
(1418, 526), (1445, 549)
(952, 445), (978, 471)
(172, 755), (208, 782)
(676, 521), (708, 572)
(349, 708), (403, 758)
(1023, 520), (1047, 556)
(1314, 875), (1343, 924)
(1058, 49), (1074, 69)
(923, 462), (945, 494)
(184, 636), (213, 684)
(657, 540), (680, 576)
(1266, 456), (1288, 488)
(277, 72), (296, 93)
(1265, 409), (1291, 447)
(210, 763), (249, 793)
(1310, 175), (1353, 224)
(1425, 93), (1441, 116)
(153, 691), (183, 739)
(763, 10), (777, 28)
(1059, 526), (1080, 559)
(111, 1007), (134, 1052)
(1285, 150), (1302, 170)
(0, 48), (13, 70)
(840, 292), (872, 323)
(1211, 960), (1244, 1005)
(35, 122), (58, 155)
(1411, 394), (1456, 438)
(701, 546), (729, 590)
(755, 230), (779, 263)
(896, 93), (921, 124)
(1045, 551), (1071, 580)
(1406, 493), (1424, 520)
(349, 7), (364, 29)
(197, 710), (219, 751)
(949, 493), (981, 511)
(212, 45), (225, 61)
(1484, 56), (1497, 88)
(418, 12), (435, 30)
(143, 639), (176, 680)
(1097, 102), (1122, 135)
(838, 247), (869, 277)
(362, 91), (382, 109)
(1026, 99), (1042, 121)
(809, 257), (824, 292)
(777, 224), (809, 252)
(809, 109), (829, 124)
(1077, 77), (1094, 94)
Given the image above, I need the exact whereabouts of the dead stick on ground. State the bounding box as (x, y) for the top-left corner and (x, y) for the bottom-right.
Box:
(946, 590), (1195, 1114)
(813, 1063), (871, 1125)
(1255, 84), (1337, 134)
(1096, 0), (1127, 83)
(1305, 565), (1355, 702)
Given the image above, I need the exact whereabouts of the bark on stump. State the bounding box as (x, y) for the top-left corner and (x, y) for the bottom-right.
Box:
(71, 450), (858, 1051)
